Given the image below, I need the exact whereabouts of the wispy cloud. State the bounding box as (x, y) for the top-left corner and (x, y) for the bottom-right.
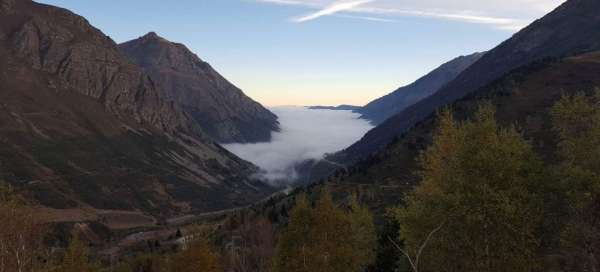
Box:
(359, 6), (527, 31)
(336, 14), (397, 23)
(251, 0), (565, 31)
(291, 0), (374, 23)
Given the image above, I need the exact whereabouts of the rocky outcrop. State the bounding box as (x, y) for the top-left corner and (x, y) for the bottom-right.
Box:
(0, 0), (274, 215)
(5, 5), (189, 134)
(119, 32), (279, 143)
(358, 52), (484, 125)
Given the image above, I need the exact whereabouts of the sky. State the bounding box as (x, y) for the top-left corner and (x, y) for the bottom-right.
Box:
(223, 107), (373, 183)
(37, 0), (565, 106)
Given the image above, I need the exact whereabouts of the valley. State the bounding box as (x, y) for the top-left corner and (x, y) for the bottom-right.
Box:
(2, 0), (600, 271)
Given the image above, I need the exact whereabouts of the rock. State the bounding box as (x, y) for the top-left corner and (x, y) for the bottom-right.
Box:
(0, 0), (274, 214)
(119, 32), (279, 143)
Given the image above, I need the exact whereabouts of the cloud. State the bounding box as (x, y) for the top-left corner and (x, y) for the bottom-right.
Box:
(359, 7), (527, 31)
(335, 14), (398, 23)
(252, 0), (565, 31)
(291, 0), (374, 23)
(223, 107), (373, 184)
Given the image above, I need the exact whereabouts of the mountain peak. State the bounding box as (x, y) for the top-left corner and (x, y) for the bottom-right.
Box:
(140, 31), (168, 43)
(118, 33), (280, 143)
(144, 31), (159, 38)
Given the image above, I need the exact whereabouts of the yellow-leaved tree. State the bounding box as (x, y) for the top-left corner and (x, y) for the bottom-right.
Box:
(273, 188), (376, 272)
(394, 104), (545, 272)
(552, 91), (600, 271)
(56, 235), (99, 272)
(170, 235), (222, 272)
(0, 182), (48, 272)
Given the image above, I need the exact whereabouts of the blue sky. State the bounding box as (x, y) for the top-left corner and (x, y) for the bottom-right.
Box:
(36, 0), (564, 106)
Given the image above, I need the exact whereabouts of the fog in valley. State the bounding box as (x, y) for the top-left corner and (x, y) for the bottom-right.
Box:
(223, 107), (373, 184)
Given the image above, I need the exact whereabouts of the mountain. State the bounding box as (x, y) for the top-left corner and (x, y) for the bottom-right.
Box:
(357, 52), (484, 125)
(118, 32), (279, 144)
(270, 51), (600, 272)
(0, 0), (273, 217)
(308, 105), (362, 111)
(335, 0), (600, 164)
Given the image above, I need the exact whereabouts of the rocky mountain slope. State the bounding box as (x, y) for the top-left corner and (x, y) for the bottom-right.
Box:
(119, 33), (279, 143)
(0, 0), (273, 217)
(336, 0), (600, 164)
(357, 52), (483, 125)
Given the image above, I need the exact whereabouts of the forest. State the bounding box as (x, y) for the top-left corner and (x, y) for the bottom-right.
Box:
(2, 91), (599, 272)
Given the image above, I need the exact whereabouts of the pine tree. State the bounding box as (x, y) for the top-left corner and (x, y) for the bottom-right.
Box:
(394, 104), (544, 272)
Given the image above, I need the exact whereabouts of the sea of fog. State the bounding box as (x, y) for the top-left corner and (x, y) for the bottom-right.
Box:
(223, 107), (373, 184)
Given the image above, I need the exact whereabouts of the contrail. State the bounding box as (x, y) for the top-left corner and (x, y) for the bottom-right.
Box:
(292, 0), (374, 23)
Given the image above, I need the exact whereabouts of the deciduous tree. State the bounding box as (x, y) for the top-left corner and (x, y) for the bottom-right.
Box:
(56, 235), (99, 272)
(0, 182), (47, 272)
(394, 104), (544, 272)
(552, 91), (600, 271)
(274, 190), (376, 272)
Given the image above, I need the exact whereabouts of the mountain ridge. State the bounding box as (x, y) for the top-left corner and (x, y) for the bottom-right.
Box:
(0, 0), (274, 216)
(119, 32), (280, 144)
(336, 0), (600, 164)
(357, 52), (484, 125)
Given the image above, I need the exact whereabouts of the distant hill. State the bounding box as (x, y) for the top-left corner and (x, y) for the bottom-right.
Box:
(0, 0), (273, 215)
(337, 0), (600, 164)
(308, 105), (362, 111)
(357, 52), (483, 125)
(119, 32), (279, 143)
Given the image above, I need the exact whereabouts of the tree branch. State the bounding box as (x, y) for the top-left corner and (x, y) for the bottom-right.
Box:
(388, 236), (418, 272)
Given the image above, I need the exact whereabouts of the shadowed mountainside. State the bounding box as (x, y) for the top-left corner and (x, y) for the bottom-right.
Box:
(119, 32), (279, 144)
(0, 0), (274, 217)
(336, 0), (600, 164)
(357, 52), (484, 125)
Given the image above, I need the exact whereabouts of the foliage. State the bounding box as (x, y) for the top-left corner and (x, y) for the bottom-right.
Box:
(0, 182), (48, 272)
(551, 91), (600, 271)
(170, 235), (222, 272)
(273, 189), (376, 272)
(394, 104), (545, 272)
(273, 194), (315, 272)
(56, 235), (99, 272)
(230, 219), (276, 272)
(366, 214), (402, 272)
(349, 193), (377, 270)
